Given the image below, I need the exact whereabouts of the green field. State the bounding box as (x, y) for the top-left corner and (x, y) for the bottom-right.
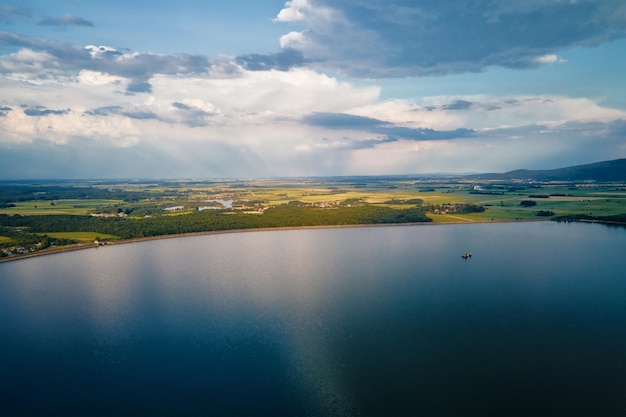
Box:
(45, 232), (120, 242)
(1, 180), (625, 260)
(0, 199), (124, 215)
(1, 182), (625, 222)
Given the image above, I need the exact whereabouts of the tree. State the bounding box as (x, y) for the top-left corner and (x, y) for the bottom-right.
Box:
(520, 200), (537, 207)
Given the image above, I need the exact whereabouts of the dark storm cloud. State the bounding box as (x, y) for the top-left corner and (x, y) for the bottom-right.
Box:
(39, 14), (93, 27)
(279, 0), (626, 77)
(303, 112), (475, 145)
(23, 107), (69, 116)
(236, 48), (307, 71)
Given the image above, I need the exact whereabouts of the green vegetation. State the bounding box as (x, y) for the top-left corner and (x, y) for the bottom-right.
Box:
(0, 199), (124, 215)
(2, 178), (625, 260)
(45, 232), (120, 242)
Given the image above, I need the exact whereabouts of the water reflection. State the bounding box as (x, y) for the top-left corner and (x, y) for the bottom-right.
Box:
(1, 222), (625, 416)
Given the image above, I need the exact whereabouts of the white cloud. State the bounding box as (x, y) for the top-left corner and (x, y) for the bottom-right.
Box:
(76, 70), (123, 85)
(279, 31), (307, 49)
(148, 68), (379, 117)
(534, 54), (566, 64)
(0, 107), (140, 146)
(1, 29), (625, 177)
(2, 64), (625, 176)
(84, 45), (118, 58)
(274, 0), (309, 22)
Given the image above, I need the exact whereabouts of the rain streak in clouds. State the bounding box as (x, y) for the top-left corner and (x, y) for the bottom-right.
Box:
(1, 0), (626, 178)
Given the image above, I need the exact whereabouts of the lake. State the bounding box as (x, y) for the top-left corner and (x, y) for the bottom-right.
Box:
(1, 222), (625, 416)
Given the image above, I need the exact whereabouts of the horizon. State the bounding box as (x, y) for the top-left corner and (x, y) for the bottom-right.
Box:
(1, 157), (622, 183)
(1, 1), (626, 179)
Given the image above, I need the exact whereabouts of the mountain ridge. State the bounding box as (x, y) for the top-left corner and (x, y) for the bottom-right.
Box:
(469, 158), (626, 181)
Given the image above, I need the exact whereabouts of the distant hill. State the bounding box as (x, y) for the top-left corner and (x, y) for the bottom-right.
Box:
(470, 159), (626, 182)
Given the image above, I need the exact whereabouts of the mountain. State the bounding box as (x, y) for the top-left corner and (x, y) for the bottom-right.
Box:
(470, 159), (626, 181)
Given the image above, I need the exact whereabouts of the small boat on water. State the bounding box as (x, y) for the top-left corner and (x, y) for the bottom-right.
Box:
(461, 252), (472, 259)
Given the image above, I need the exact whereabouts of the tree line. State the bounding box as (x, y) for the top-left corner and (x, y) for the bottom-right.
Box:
(1, 203), (432, 243)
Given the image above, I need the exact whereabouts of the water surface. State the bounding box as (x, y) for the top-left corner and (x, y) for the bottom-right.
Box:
(1, 222), (625, 416)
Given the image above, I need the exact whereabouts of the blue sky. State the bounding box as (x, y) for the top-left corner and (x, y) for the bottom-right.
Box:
(1, 0), (626, 178)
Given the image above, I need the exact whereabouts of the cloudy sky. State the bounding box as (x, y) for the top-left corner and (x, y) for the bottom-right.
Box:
(1, 0), (626, 178)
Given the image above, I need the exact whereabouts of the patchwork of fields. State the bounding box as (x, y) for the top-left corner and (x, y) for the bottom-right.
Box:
(2, 178), (625, 259)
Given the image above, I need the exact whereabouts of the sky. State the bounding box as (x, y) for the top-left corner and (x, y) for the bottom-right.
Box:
(1, 0), (626, 179)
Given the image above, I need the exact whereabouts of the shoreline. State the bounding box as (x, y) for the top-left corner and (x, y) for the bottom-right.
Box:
(0, 218), (546, 264)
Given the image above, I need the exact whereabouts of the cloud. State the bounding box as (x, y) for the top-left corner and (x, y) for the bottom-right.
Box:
(303, 112), (388, 129)
(303, 111), (475, 147)
(534, 54), (566, 65)
(272, 0), (626, 77)
(442, 100), (473, 111)
(121, 111), (158, 120)
(0, 5), (31, 23)
(236, 48), (308, 71)
(23, 107), (69, 116)
(39, 13), (93, 27)
(1, 14), (624, 179)
(279, 31), (307, 49)
(274, 0), (309, 22)
(84, 106), (122, 116)
(0, 32), (239, 84)
(170, 102), (218, 127)
(171, 102), (192, 111)
(126, 81), (152, 94)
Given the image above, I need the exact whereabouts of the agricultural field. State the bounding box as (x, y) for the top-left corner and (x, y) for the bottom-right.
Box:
(1, 178), (625, 259)
(45, 232), (120, 243)
(2, 180), (626, 220)
(0, 199), (124, 215)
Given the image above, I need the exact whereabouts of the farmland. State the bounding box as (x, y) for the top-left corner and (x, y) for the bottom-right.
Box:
(0, 199), (124, 216)
(1, 178), (625, 260)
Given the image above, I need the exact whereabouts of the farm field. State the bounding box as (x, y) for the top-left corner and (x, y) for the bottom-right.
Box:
(45, 232), (120, 242)
(1, 180), (625, 219)
(0, 199), (124, 215)
(1, 178), (625, 259)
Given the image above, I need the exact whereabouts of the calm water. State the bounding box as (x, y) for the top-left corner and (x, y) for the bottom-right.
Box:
(1, 222), (625, 416)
